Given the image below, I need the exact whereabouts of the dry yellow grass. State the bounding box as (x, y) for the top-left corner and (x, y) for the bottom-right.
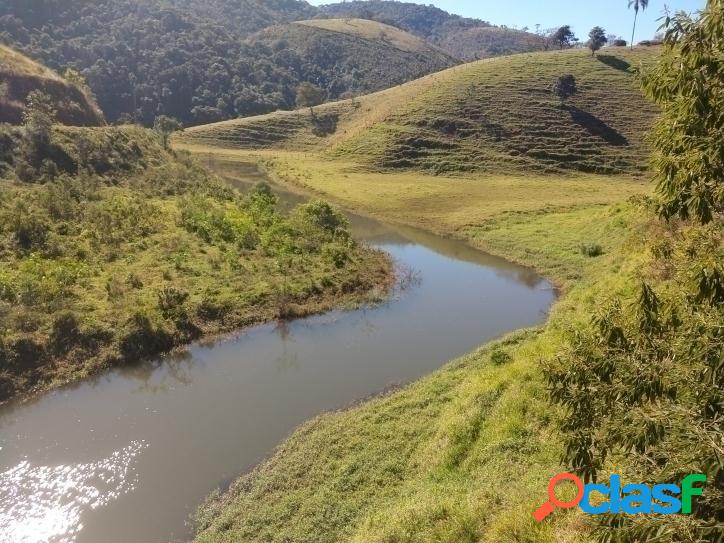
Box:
(0, 44), (104, 125)
(297, 18), (440, 53)
(0, 44), (61, 79)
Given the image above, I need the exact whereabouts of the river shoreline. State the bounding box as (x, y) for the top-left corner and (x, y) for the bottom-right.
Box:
(0, 158), (555, 543)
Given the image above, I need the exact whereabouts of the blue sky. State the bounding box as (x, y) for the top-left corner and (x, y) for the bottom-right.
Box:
(307, 0), (707, 42)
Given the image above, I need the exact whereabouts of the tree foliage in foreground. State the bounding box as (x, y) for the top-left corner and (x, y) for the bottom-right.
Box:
(547, 2), (723, 541)
(642, 1), (724, 224)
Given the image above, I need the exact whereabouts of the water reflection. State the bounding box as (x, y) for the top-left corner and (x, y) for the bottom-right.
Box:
(0, 442), (146, 543)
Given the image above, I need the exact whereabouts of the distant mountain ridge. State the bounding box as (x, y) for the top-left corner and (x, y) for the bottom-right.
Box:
(318, 0), (546, 60)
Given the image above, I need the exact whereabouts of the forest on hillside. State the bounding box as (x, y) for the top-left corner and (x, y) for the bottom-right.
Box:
(0, 0), (540, 126)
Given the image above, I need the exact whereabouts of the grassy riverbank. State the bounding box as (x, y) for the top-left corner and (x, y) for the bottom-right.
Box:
(176, 147), (649, 289)
(190, 149), (649, 543)
(0, 126), (392, 404)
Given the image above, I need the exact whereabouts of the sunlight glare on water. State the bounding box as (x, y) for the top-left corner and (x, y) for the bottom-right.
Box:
(0, 441), (147, 543)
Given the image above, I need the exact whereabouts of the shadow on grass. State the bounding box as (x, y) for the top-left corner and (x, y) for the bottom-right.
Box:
(566, 105), (628, 146)
(597, 54), (632, 73)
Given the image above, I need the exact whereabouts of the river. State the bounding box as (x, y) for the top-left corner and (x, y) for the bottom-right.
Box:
(0, 160), (556, 543)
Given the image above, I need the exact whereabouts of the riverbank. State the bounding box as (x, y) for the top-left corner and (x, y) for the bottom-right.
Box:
(0, 127), (393, 405)
(183, 147), (649, 543)
(176, 145), (649, 290)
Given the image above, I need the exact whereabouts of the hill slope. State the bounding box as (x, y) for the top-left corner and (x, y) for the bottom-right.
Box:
(0, 45), (104, 126)
(0, 0), (455, 125)
(296, 18), (446, 54)
(319, 0), (546, 59)
(247, 18), (456, 98)
(180, 48), (659, 176)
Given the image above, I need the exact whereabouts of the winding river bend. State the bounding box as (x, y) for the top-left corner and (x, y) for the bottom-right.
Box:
(0, 162), (556, 543)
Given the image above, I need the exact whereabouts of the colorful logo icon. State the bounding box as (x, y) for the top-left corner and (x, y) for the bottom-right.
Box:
(534, 473), (707, 521)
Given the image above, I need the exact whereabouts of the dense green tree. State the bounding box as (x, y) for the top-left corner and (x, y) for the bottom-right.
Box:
(551, 25), (576, 49)
(0, 0), (542, 125)
(587, 26), (608, 56)
(22, 91), (56, 147)
(153, 116), (183, 149)
(642, 1), (723, 223)
(15, 91), (57, 182)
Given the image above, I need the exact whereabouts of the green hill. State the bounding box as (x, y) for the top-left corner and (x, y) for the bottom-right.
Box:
(246, 18), (456, 99)
(319, 0), (546, 59)
(0, 45), (104, 126)
(180, 47), (659, 176)
(296, 18), (449, 53)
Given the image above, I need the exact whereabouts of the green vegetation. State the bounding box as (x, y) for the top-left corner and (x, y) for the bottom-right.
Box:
(253, 18), (457, 96)
(641, 6), (723, 223)
(0, 117), (391, 404)
(0, 45), (103, 126)
(547, 5), (723, 540)
(179, 48), (659, 176)
(187, 5), (721, 541)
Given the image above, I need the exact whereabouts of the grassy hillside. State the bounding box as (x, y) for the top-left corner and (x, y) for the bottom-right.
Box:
(180, 48), (659, 176)
(0, 45), (104, 126)
(297, 18), (446, 54)
(0, 124), (391, 404)
(247, 18), (456, 99)
(318, 0), (546, 59)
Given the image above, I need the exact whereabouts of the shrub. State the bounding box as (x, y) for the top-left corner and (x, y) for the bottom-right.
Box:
(547, 223), (724, 541)
(12, 214), (48, 251)
(323, 243), (350, 268)
(49, 312), (81, 355)
(490, 349), (512, 365)
(221, 208), (259, 250)
(157, 286), (189, 317)
(295, 200), (350, 240)
(579, 242), (604, 257)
